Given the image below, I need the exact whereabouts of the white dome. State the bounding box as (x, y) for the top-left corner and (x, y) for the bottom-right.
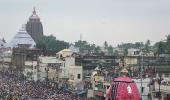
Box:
(8, 25), (36, 48)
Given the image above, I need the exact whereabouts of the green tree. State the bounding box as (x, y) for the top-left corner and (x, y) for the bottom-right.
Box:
(144, 40), (151, 54)
(113, 50), (119, 56)
(153, 34), (170, 54)
(94, 46), (101, 53)
(75, 40), (101, 54)
(135, 42), (144, 49)
(155, 41), (166, 55)
(75, 40), (88, 53)
(118, 42), (145, 55)
(104, 41), (108, 49)
(118, 43), (133, 55)
(90, 44), (96, 53)
(166, 35), (170, 53)
(107, 45), (113, 55)
(124, 48), (128, 55)
(36, 35), (69, 52)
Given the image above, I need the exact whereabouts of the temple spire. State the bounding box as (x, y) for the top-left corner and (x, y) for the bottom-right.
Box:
(29, 6), (39, 19)
(27, 7), (43, 43)
(33, 6), (36, 15)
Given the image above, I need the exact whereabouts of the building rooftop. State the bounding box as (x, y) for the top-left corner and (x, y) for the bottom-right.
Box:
(8, 25), (36, 48)
(39, 56), (63, 64)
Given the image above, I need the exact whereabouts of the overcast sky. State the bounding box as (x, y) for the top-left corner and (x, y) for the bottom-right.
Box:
(0, 0), (170, 46)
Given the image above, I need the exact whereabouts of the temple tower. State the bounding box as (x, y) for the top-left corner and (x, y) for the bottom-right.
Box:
(26, 7), (43, 43)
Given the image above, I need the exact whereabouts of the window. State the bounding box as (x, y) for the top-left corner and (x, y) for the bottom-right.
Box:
(77, 74), (81, 79)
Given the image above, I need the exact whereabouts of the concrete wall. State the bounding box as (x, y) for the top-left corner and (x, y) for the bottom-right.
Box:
(24, 61), (38, 81)
(39, 63), (47, 81)
(69, 65), (83, 84)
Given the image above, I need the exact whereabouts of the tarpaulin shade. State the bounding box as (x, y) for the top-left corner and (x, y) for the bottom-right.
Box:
(107, 77), (140, 100)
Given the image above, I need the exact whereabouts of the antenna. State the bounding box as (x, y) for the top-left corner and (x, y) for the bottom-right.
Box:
(80, 34), (82, 41)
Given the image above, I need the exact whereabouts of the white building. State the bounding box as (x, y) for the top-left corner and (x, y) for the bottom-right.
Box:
(128, 48), (140, 56)
(68, 65), (83, 86)
(57, 49), (73, 58)
(57, 49), (74, 79)
(56, 49), (83, 88)
(38, 56), (63, 81)
(24, 61), (38, 81)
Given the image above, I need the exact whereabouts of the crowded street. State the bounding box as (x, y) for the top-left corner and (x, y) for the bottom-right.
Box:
(0, 71), (77, 100)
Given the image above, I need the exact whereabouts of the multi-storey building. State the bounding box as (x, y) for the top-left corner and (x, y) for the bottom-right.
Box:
(75, 55), (120, 78)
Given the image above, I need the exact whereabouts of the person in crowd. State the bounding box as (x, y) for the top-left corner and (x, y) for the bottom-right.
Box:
(0, 71), (77, 100)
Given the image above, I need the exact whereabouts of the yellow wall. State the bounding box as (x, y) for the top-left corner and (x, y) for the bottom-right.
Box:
(124, 56), (138, 65)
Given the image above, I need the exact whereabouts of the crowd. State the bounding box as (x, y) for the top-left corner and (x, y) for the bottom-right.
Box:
(150, 77), (170, 86)
(0, 71), (77, 100)
(127, 66), (155, 78)
(102, 66), (156, 79)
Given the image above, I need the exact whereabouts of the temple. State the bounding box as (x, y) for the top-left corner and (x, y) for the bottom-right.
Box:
(26, 7), (43, 43)
(9, 25), (36, 48)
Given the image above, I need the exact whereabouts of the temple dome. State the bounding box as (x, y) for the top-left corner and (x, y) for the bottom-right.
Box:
(8, 25), (36, 48)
